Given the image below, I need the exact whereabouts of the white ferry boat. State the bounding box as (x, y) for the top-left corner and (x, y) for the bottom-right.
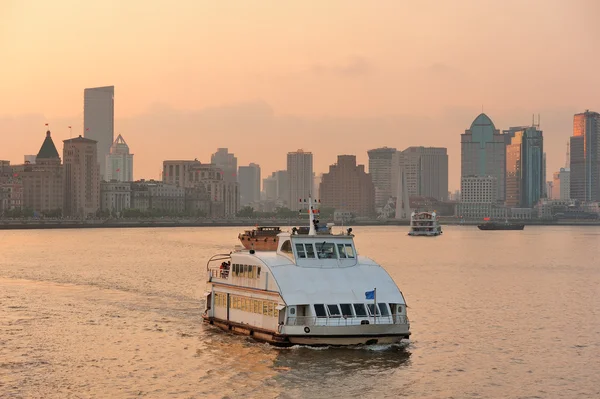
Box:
(408, 211), (442, 236)
(202, 198), (411, 346)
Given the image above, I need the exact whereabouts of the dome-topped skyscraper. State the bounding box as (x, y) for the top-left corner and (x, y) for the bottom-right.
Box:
(105, 134), (133, 182)
(461, 113), (506, 202)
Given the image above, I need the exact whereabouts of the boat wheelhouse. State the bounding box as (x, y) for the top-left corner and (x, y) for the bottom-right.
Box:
(203, 198), (410, 346)
(408, 211), (442, 236)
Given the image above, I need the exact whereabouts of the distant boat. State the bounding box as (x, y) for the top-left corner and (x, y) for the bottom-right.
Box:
(408, 211), (442, 236)
(477, 220), (525, 230)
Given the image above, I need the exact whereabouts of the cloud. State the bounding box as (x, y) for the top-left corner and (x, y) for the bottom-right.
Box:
(309, 55), (373, 77)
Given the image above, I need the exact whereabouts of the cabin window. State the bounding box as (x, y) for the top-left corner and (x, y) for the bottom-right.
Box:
(253, 300), (261, 314)
(340, 303), (353, 317)
(295, 243), (306, 258)
(367, 304), (381, 316)
(267, 302), (274, 317)
(338, 244), (355, 258)
(281, 240), (292, 254)
(327, 304), (341, 317)
(353, 303), (367, 317)
(378, 303), (390, 316)
(257, 267), (261, 278)
(305, 244), (316, 258)
(337, 244), (347, 259)
(315, 242), (336, 259)
(262, 301), (269, 315)
(314, 304), (327, 318)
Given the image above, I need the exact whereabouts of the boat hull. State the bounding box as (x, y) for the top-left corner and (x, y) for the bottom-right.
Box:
(203, 316), (410, 347)
(477, 224), (524, 230)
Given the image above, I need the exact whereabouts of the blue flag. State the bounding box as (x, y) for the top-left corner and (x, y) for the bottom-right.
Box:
(365, 290), (375, 300)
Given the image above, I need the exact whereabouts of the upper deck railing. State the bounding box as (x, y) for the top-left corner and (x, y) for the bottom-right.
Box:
(286, 315), (409, 327)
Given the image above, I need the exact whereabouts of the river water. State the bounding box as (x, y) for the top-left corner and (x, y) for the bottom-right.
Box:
(0, 226), (599, 398)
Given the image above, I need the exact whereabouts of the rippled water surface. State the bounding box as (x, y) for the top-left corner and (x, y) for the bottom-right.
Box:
(1, 226), (599, 398)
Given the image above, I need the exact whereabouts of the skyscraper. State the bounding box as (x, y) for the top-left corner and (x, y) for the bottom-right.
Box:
(211, 148), (238, 183)
(367, 147), (397, 208)
(63, 136), (100, 217)
(395, 147), (448, 201)
(505, 126), (544, 208)
(570, 110), (600, 201)
(105, 134), (134, 182)
(287, 150), (313, 211)
(84, 86), (114, 180)
(461, 113), (506, 202)
(319, 155), (375, 217)
(238, 163), (261, 207)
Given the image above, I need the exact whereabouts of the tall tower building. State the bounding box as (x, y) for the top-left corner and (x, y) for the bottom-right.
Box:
(287, 150), (313, 211)
(367, 147), (397, 208)
(84, 86), (114, 180)
(505, 126), (544, 208)
(238, 163), (261, 207)
(570, 110), (600, 201)
(320, 155), (375, 217)
(105, 134), (134, 182)
(211, 148), (238, 183)
(63, 136), (100, 217)
(461, 113), (506, 202)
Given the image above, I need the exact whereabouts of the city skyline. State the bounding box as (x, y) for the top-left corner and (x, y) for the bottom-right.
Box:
(2, 1), (599, 190)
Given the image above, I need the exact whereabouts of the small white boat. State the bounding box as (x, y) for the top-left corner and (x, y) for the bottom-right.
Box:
(408, 211), (442, 236)
(202, 197), (411, 346)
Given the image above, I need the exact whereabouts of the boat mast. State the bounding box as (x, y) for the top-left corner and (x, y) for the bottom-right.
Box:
(308, 195), (317, 236)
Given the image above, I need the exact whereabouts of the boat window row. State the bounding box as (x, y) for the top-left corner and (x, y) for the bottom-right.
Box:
(313, 303), (395, 318)
(231, 264), (261, 279)
(294, 242), (356, 260)
(214, 293), (279, 318)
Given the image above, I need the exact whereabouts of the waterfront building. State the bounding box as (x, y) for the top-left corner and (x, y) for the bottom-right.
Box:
(130, 180), (184, 214)
(368, 147), (397, 208)
(162, 160), (239, 217)
(238, 163), (261, 208)
(63, 135), (100, 218)
(319, 155), (375, 217)
(505, 126), (544, 208)
(570, 110), (600, 201)
(100, 181), (131, 216)
(552, 168), (571, 200)
(18, 131), (63, 215)
(84, 86), (114, 180)
(287, 150), (313, 211)
(105, 134), (133, 182)
(457, 175), (507, 219)
(461, 114), (506, 202)
(211, 148), (237, 183)
(392, 147), (448, 201)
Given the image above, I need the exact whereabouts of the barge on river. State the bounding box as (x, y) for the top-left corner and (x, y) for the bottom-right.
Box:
(202, 198), (410, 346)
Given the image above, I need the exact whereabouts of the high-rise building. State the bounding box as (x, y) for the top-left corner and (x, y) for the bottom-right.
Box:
(570, 110), (600, 201)
(505, 126), (544, 208)
(287, 150), (313, 211)
(552, 168), (571, 200)
(63, 136), (100, 217)
(320, 155), (375, 217)
(262, 170), (289, 205)
(19, 131), (63, 214)
(211, 148), (238, 183)
(84, 86), (114, 180)
(394, 147), (449, 201)
(461, 114), (506, 202)
(367, 147), (397, 208)
(238, 163), (261, 207)
(105, 134), (134, 182)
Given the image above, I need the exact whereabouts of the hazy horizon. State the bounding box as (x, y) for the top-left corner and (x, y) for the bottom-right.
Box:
(2, 0), (599, 190)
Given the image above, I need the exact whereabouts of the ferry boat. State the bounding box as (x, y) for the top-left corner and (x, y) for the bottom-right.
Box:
(478, 220), (525, 230)
(408, 211), (442, 236)
(238, 226), (281, 251)
(202, 198), (411, 346)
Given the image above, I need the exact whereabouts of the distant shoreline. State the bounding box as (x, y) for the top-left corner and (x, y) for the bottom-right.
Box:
(1, 219), (600, 230)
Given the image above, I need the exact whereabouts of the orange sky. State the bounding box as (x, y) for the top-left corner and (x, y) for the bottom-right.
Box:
(1, 0), (599, 190)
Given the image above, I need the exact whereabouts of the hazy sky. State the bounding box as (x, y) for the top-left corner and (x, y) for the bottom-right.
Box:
(2, 0), (599, 190)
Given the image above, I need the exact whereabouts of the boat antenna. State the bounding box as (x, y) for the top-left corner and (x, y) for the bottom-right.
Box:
(308, 195), (317, 236)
